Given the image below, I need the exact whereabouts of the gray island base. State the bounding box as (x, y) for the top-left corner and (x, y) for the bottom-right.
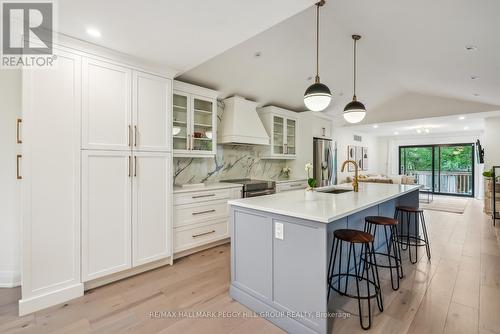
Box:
(228, 183), (421, 334)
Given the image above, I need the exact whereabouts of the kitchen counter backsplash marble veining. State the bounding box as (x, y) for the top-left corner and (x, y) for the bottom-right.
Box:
(173, 145), (286, 184)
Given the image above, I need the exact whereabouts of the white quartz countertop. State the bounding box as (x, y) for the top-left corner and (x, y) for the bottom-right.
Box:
(173, 182), (243, 194)
(228, 183), (421, 223)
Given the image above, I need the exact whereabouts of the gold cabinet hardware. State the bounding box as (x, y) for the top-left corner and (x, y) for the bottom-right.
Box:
(134, 125), (138, 147)
(128, 155), (131, 177)
(16, 155), (22, 179)
(192, 209), (216, 216)
(134, 156), (137, 177)
(16, 119), (22, 144)
(128, 125), (132, 147)
(192, 194), (215, 199)
(192, 230), (216, 238)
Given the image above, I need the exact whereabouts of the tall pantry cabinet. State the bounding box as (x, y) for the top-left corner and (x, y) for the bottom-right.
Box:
(81, 58), (172, 281)
(20, 43), (174, 315)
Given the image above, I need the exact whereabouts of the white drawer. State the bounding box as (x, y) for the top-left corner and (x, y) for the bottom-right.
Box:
(174, 188), (231, 206)
(174, 200), (228, 228)
(174, 221), (228, 253)
(277, 181), (307, 192)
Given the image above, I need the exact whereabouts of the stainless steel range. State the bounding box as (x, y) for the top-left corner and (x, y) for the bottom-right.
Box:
(221, 179), (276, 198)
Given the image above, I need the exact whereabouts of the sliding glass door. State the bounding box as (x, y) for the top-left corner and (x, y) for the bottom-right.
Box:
(399, 144), (475, 197)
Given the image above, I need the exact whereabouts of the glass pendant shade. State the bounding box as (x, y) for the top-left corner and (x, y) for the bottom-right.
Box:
(304, 82), (332, 112)
(343, 99), (366, 123)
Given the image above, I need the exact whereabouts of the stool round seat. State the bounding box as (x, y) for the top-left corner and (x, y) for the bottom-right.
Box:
(395, 205), (423, 213)
(365, 216), (398, 226)
(334, 229), (374, 243)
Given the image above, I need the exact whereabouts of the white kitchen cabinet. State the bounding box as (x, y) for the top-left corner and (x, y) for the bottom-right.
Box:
(82, 58), (132, 151)
(173, 81), (218, 157)
(133, 71), (172, 152)
(81, 151), (132, 282)
(173, 186), (242, 254)
(258, 106), (298, 159)
(276, 180), (308, 193)
(20, 49), (83, 314)
(132, 152), (172, 266)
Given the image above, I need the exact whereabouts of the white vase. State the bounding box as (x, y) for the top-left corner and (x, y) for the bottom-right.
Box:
(305, 189), (315, 200)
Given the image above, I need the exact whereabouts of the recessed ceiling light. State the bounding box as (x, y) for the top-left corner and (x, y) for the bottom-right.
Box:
(86, 28), (101, 38)
(254, 51), (262, 58)
(394, 131), (399, 135)
(470, 75), (479, 80)
(372, 124), (379, 128)
(459, 116), (466, 120)
(465, 45), (478, 51)
(473, 93), (480, 96)
(464, 126), (470, 130)
(416, 129), (422, 134)
(306, 76), (313, 81)
(424, 129), (430, 133)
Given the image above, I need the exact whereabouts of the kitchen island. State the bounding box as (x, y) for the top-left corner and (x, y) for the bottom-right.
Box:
(228, 183), (421, 334)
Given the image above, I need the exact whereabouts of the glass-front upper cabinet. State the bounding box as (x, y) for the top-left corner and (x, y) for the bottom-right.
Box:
(191, 96), (214, 153)
(257, 106), (298, 159)
(173, 81), (218, 157)
(273, 116), (284, 155)
(286, 118), (296, 155)
(172, 93), (189, 151)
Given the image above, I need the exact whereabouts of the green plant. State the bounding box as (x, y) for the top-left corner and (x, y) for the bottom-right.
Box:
(483, 169), (493, 178)
(305, 163), (317, 189)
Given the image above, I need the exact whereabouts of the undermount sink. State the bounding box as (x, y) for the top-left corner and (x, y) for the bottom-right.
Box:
(319, 188), (353, 194)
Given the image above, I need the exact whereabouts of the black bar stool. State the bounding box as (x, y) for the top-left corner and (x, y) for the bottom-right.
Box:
(394, 206), (431, 264)
(327, 229), (383, 330)
(362, 216), (404, 290)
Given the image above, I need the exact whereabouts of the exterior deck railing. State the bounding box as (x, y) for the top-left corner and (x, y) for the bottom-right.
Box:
(406, 171), (473, 195)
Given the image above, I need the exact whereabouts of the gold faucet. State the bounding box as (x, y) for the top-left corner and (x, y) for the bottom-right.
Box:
(341, 160), (359, 192)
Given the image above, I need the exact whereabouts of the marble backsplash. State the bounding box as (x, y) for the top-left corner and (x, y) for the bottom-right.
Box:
(173, 145), (286, 184)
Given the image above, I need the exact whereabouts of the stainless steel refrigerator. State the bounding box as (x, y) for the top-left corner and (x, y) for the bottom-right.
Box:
(313, 137), (337, 187)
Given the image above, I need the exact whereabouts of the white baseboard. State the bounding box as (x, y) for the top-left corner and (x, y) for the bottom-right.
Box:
(0, 271), (21, 288)
(18, 283), (83, 316)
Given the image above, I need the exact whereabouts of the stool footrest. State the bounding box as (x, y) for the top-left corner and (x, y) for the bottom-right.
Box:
(328, 273), (380, 300)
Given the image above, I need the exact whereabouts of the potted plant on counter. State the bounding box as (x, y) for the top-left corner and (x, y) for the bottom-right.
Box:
(305, 163), (317, 200)
(281, 166), (291, 178)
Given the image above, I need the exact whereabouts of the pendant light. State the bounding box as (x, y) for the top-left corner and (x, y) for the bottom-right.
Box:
(343, 35), (366, 123)
(304, 1), (331, 112)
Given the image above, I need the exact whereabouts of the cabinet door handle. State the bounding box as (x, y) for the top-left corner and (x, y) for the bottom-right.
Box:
(128, 125), (132, 147)
(16, 119), (22, 144)
(192, 230), (216, 238)
(134, 156), (137, 177)
(192, 209), (216, 216)
(128, 155), (131, 177)
(16, 155), (22, 179)
(134, 125), (138, 147)
(192, 194), (216, 199)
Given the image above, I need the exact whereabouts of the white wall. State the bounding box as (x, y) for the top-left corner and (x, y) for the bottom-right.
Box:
(334, 127), (379, 183)
(0, 69), (22, 287)
(376, 132), (484, 199)
(483, 116), (500, 170)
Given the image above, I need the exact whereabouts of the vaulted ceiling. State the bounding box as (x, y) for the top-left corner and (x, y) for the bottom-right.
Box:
(179, 0), (500, 124)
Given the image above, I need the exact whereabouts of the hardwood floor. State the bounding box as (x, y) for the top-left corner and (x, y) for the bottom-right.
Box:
(1, 198), (499, 334)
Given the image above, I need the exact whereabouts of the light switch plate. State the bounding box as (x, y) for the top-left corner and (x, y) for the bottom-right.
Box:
(275, 222), (284, 240)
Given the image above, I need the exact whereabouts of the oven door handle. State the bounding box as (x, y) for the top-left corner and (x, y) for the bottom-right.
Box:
(245, 189), (275, 197)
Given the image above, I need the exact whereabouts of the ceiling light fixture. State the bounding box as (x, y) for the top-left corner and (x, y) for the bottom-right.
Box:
(86, 27), (101, 38)
(254, 51), (262, 58)
(470, 75), (479, 80)
(343, 35), (366, 123)
(304, 1), (331, 112)
(394, 131), (399, 135)
(372, 124), (379, 128)
(473, 93), (480, 96)
(416, 129), (422, 134)
(459, 116), (466, 120)
(425, 129), (430, 133)
(465, 45), (478, 51)
(464, 126), (470, 130)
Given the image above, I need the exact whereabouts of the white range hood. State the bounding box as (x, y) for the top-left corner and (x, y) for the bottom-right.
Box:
(218, 96), (270, 145)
